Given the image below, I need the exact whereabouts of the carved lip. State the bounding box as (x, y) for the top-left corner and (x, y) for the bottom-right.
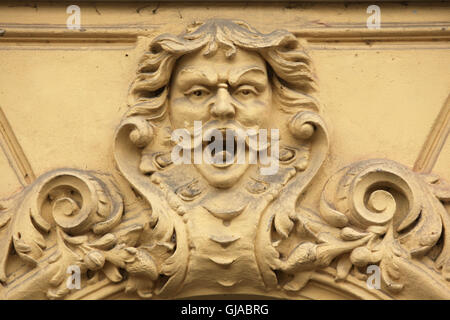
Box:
(202, 204), (247, 221)
(209, 234), (241, 246)
(216, 279), (241, 287)
(208, 256), (236, 266)
(211, 150), (235, 168)
(203, 128), (241, 169)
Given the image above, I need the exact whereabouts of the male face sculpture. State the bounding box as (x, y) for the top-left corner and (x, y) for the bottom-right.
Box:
(124, 19), (319, 195)
(169, 47), (272, 188)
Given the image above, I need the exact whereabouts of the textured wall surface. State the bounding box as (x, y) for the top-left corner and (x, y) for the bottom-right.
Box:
(0, 2), (448, 300)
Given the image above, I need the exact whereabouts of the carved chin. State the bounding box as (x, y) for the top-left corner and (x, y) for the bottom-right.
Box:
(194, 162), (250, 188)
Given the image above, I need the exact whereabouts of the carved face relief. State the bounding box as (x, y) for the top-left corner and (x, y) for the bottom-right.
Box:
(1, 17), (449, 301)
(168, 48), (272, 188)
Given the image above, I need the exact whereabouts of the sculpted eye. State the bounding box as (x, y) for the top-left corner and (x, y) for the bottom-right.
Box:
(185, 86), (210, 99)
(235, 85), (258, 98)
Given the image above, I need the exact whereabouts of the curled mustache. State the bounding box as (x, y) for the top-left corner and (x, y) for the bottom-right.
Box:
(183, 120), (270, 152)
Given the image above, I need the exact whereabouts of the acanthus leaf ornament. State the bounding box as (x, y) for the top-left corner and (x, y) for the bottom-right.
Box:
(0, 169), (161, 299)
(317, 159), (450, 298)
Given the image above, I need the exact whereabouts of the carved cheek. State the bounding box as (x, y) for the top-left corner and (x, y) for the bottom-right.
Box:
(236, 99), (271, 127)
(169, 96), (211, 128)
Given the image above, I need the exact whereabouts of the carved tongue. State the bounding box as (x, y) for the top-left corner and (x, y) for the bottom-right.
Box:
(211, 130), (237, 167)
(214, 150), (230, 162)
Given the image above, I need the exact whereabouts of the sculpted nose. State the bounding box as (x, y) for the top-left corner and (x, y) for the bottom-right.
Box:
(210, 85), (235, 120)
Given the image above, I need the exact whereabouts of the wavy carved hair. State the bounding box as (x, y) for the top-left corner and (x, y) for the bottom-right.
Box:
(126, 19), (320, 122)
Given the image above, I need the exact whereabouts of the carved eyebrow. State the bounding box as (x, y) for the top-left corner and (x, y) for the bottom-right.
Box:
(228, 66), (267, 87)
(175, 67), (218, 88)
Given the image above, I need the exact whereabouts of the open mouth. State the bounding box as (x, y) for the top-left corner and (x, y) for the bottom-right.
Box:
(203, 128), (240, 168)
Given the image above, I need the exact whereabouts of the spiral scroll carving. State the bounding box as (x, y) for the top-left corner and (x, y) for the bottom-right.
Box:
(34, 171), (124, 235)
(0, 170), (160, 299)
(318, 159), (450, 297)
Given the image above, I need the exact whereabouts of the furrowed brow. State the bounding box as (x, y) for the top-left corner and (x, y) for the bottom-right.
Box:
(175, 67), (217, 88)
(228, 66), (267, 88)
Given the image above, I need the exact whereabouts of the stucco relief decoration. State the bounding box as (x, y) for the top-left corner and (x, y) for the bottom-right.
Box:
(0, 19), (449, 300)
